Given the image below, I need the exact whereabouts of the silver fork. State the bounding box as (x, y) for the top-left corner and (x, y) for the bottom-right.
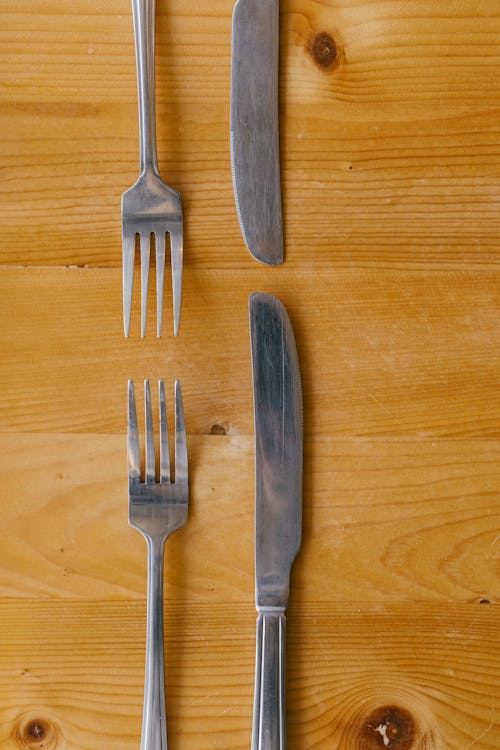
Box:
(122, 0), (183, 338)
(128, 378), (188, 750)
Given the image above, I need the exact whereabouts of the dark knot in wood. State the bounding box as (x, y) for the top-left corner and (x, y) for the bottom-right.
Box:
(309, 32), (338, 70)
(16, 716), (60, 750)
(210, 423), (228, 435)
(360, 705), (416, 749)
(27, 722), (45, 742)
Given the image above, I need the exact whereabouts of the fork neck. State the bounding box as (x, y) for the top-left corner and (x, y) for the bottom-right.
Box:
(132, 0), (160, 175)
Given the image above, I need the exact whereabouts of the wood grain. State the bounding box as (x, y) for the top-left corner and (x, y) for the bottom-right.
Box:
(0, 266), (499, 437)
(0, 600), (497, 750)
(0, 432), (497, 604)
(1, 1), (499, 268)
(0, 1), (499, 749)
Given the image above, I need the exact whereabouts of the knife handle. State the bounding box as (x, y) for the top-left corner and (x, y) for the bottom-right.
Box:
(131, 0), (159, 174)
(252, 610), (287, 750)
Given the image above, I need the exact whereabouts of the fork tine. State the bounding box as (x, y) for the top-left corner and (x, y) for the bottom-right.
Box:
(174, 379), (188, 484)
(128, 380), (140, 481)
(144, 379), (156, 483)
(159, 379), (170, 482)
(170, 224), (183, 337)
(140, 234), (151, 338)
(155, 232), (166, 338)
(122, 231), (135, 338)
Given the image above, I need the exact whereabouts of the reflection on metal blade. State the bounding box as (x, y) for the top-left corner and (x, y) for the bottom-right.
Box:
(231, 0), (283, 265)
(249, 292), (302, 609)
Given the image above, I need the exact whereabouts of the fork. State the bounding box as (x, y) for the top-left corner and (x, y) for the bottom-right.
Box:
(128, 378), (188, 750)
(122, 0), (183, 338)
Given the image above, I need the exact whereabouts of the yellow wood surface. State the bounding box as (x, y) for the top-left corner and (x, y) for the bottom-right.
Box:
(1, 2), (499, 749)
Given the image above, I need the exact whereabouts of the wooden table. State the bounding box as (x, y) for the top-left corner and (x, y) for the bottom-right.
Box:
(1, 2), (499, 749)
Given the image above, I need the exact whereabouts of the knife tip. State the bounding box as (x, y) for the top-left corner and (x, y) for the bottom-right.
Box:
(249, 291), (285, 318)
(249, 247), (284, 266)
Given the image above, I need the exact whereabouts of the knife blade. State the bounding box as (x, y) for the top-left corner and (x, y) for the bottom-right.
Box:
(249, 292), (303, 750)
(231, 0), (283, 265)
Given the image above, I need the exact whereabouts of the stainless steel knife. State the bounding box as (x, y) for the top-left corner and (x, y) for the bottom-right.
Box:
(231, 0), (283, 265)
(249, 292), (303, 750)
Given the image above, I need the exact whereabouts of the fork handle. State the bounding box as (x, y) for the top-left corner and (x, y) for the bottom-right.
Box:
(131, 0), (159, 173)
(252, 610), (287, 750)
(141, 538), (167, 750)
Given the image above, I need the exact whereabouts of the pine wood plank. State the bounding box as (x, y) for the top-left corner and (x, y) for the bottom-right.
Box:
(0, 432), (497, 603)
(1, 4), (499, 748)
(0, 266), (499, 437)
(0, 600), (497, 750)
(1, 1), (499, 268)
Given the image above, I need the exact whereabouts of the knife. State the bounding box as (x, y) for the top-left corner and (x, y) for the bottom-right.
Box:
(231, 0), (283, 265)
(249, 292), (303, 750)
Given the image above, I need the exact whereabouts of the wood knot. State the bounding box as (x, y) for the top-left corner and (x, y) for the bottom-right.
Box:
(16, 716), (60, 750)
(308, 31), (340, 71)
(210, 423), (228, 435)
(360, 706), (415, 749)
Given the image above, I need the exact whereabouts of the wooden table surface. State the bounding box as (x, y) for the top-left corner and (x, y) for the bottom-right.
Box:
(1, 1), (499, 749)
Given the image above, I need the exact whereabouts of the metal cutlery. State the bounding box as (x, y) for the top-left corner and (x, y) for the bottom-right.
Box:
(230, 0), (283, 265)
(128, 378), (188, 750)
(249, 292), (303, 750)
(122, 0), (183, 338)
